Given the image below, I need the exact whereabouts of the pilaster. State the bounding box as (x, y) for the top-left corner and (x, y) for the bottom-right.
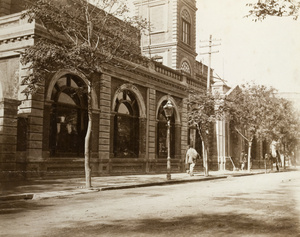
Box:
(139, 117), (147, 158)
(98, 74), (111, 172)
(148, 88), (156, 160)
(174, 123), (181, 159)
(0, 98), (20, 179)
(181, 97), (188, 161)
(19, 90), (44, 162)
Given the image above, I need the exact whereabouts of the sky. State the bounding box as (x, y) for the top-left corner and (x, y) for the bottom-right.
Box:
(196, 0), (300, 93)
(125, 0), (300, 93)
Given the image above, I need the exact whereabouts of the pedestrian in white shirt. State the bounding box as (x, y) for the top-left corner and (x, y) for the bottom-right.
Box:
(185, 145), (199, 176)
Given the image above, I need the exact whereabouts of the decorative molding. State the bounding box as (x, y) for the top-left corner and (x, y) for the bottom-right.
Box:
(112, 83), (147, 118)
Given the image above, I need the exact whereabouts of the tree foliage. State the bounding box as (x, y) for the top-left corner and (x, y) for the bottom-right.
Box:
(246, 0), (300, 21)
(226, 83), (278, 142)
(224, 83), (299, 170)
(21, 0), (148, 95)
(20, 0), (149, 187)
(188, 93), (225, 145)
(265, 97), (300, 156)
(224, 84), (271, 171)
(188, 92), (225, 175)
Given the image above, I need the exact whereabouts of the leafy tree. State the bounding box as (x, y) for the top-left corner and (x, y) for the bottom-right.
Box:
(224, 83), (279, 172)
(188, 92), (225, 176)
(20, 0), (148, 188)
(263, 96), (300, 167)
(246, 0), (300, 20)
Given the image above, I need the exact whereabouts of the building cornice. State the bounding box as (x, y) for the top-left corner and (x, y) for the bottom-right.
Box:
(0, 10), (204, 95)
(103, 60), (189, 98)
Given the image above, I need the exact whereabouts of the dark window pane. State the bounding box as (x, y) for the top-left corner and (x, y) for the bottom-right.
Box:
(113, 89), (139, 158)
(182, 19), (191, 45)
(49, 75), (87, 157)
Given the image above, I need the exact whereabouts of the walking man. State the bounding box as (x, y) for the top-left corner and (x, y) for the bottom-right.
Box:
(185, 145), (199, 176)
(264, 153), (269, 173)
(271, 140), (280, 172)
(240, 151), (245, 170)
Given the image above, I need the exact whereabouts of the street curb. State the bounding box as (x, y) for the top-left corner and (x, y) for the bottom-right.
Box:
(230, 172), (265, 177)
(0, 176), (227, 201)
(32, 188), (100, 200)
(0, 193), (34, 201)
(0, 170), (292, 201)
(99, 176), (227, 191)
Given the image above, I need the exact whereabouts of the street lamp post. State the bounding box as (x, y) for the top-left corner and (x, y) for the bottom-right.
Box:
(163, 100), (174, 180)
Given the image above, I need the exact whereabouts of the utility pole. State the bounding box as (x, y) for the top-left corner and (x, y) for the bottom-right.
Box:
(199, 35), (221, 93)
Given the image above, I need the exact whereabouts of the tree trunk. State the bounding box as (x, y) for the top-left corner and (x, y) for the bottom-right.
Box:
(283, 142), (286, 170)
(247, 140), (252, 172)
(85, 83), (92, 188)
(196, 124), (209, 176)
(234, 127), (252, 172)
(202, 141), (209, 176)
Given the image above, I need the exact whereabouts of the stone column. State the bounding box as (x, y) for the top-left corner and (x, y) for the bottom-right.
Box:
(23, 94), (44, 161)
(139, 117), (147, 158)
(174, 123), (181, 159)
(42, 100), (52, 158)
(148, 88), (156, 160)
(216, 120), (227, 171)
(146, 88), (156, 173)
(180, 98), (189, 170)
(0, 98), (20, 180)
(98, 74), (111, 173)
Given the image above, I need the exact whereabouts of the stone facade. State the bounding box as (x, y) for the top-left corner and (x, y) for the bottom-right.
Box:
(0, 0), (267, 180)
(0, 1), (211, 179)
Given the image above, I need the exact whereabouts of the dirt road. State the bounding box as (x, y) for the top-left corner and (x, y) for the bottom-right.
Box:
(1, 171), (300, 236)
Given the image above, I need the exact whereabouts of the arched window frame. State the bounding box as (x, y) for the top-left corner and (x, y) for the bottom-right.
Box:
(181, 60), (191, 74)
(113, 89), (140, 158)
(49, 74), (88, 157)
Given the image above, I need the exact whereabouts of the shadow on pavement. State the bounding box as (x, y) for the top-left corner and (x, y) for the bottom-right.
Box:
(41, 212), (299, 237)
(0, 200), (54, 215)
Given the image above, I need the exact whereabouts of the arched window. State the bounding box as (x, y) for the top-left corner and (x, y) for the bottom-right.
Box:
(49, 75), (88, 157)
(181, 61), (191, 74)
(114, 89), (139, 158)
(157, 101), (175, 158)
(181, 9), (191, 45)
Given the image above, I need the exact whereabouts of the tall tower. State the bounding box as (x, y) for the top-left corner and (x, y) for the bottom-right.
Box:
(134, 0), (197, 76)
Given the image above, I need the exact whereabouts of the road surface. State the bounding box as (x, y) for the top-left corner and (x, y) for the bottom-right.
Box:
(1, 171), (300, 237)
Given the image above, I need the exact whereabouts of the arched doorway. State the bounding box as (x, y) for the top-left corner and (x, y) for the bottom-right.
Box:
(113, 89), (139, 158)
(49, 74), (88, 157)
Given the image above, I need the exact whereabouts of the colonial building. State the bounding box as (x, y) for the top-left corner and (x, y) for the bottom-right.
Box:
(0, 0), (219, 180)
(134, 0), (198, 75)
(1, 0), (272, 181)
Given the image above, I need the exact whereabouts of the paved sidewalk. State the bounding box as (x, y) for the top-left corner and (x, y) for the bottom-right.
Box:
(0, 169), (289, 201)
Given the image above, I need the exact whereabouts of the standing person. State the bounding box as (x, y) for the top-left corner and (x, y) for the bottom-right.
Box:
(264, 153), (269, 173)
(271, 140), (280, 172)
(184, 145), (190, 173)
(240, 151), (245, 171)
(275, 150), (280, 172)
(244, 153), (248, 170)
(185, 145), (199, 176)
